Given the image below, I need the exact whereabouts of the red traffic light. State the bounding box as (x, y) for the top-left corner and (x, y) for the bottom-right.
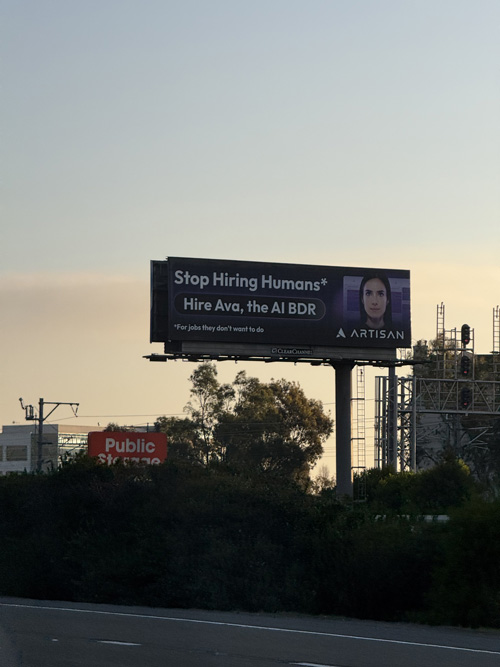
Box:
(461, 387), (472, 408)
(461, 324), (471, 346)
(460, 355), (471, 376)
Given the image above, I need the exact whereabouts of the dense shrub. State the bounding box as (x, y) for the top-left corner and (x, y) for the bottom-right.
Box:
(0, 457), (497, 628)
(425, 498), (500, 627)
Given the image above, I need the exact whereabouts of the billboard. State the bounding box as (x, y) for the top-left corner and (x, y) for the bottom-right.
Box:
(88, 432), (167, 465)
(150, 257), (411, 361)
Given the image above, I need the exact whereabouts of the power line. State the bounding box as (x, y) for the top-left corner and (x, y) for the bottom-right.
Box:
(47, 412), (185, 423)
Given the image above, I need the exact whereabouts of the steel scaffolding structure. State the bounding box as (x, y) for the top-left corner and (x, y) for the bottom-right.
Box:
(375, 373), (416, 471)
(375, 304), (500, 471)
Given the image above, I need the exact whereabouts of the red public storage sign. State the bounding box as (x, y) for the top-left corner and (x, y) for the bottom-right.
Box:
(88, 431), (167, 465)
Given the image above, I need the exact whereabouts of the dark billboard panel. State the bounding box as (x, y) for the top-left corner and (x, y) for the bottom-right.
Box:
(151, 257), (411, 351)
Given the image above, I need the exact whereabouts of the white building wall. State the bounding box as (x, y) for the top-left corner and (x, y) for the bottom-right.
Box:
(0, 426), (33, 474)
(0, 424), (103, 474)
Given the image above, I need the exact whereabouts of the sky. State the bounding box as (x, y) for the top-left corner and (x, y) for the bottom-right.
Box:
(1, 1), (499, 472)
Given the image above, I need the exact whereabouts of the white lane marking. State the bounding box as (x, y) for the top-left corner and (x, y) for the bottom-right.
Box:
(292, 663), (339, 667)
(97, 640), (141, 646)
(1, 602), (499, 657)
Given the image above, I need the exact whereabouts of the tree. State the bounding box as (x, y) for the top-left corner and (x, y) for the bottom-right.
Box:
(154, 415), (201, 464)
(409, 456), (476, 513)
(184, 363), (234, 464)
(216, 371), (332, 483)
(312, 464), (336, 494)
(104, 422), (129, 431)
(155, 363), (333, 484)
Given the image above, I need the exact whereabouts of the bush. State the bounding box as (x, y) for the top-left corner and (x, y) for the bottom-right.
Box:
(0, 457), (497, 628)
(426, 498), (500, 627)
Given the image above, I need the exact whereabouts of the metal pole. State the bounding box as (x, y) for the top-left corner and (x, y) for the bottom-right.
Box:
(388, 366), (398, 470)
(335, 362), (353, 498)
(411, 375), (417, 471)
(37, 397), (44, 473)
(399, 379), (405, 471)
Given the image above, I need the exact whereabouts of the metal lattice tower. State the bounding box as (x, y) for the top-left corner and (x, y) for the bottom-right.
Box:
(437, 302), (445, 342)
(374, 372), (415, 472)
(351, 366), (366, 499)
(398, 376), (417, 471)
(352, 366), (366, 469)
(493, 307), (500, 379)
(494, 306), (500, 354)
(435, 303), (446, 378)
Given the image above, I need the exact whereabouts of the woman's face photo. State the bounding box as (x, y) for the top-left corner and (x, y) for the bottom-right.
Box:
(362, 278), (388, 324)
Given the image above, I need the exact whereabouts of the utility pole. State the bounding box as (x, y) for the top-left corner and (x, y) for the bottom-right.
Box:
(19, 398), (79, 472)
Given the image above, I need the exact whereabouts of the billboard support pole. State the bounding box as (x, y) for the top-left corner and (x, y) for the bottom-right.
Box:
(334, 361), (354, 498)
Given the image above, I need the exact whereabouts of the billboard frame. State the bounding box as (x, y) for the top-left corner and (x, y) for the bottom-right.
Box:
(147, 256), (414, 498)
(150, 257), (411, 364)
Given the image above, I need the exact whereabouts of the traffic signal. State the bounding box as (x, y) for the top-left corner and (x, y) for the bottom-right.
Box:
(460, 355), (471, 376)
(461, 387), (472, 408)
(461, 324), (470, 346)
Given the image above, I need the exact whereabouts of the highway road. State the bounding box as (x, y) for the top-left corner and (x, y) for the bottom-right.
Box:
(1, 597), (500, 666)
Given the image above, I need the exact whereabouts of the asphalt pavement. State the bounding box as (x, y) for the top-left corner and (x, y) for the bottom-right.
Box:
(1, 597), (499, 667)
